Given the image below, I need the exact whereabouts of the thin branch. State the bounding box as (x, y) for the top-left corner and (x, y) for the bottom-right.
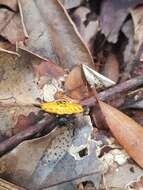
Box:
(0, 117), (54, 157)
(81, 75), (143, 107)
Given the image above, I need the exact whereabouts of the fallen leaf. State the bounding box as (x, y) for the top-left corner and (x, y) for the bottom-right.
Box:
(59, 0), (82, 9)
(0, 41), (15, 51)
(126, 174), (143, 189)
(82, 64), (115, 88)
(72, 6), (99, 52)
(100, 0), (128, 43)
(72, 6), (90, 36)
(0, 51), (40, 105)
(12, 111), (44, 135)
(65, 65), (92, 100)
(65, 66), (84, 91)
(0, 105), (39, 138)
(130, 5), (143, 52)
(0, 49), (63, 137)
(101, 53), (119, 83)
(0, 8), (14, 33)
(129, 111), (143, 126)
(97, 100), (143, 168)
(122, 19), (134, 66)
(0, 0), (18, 11)
(33, 60), (64, 80)
(0, 116), (101, 190)
(1, 13), (25, 44)
(0, 178), (26, 190)
(120, 19), (135, 81)
(104, 163), (143, 189)
(18, 0), (94, 69)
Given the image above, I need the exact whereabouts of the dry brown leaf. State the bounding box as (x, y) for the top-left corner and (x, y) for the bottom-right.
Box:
(0, 116), (101, 190)
(0, 52), (41, 105)
(121, 20), (134, 66)
(72, 6), (90, 36)
(0, 178), (26, 190)
(1, 13), (25, 44)
(0, 0), (18, 11)
(0, 41), (15, 51)
(97, 100), (143, 168)
(0, 49), (64, 137)
(130, 5), (143, 52)
(65, 66), (84, 91)
(18, 0), (94, 69)
(127, 174), (143, 189)
(101, 53), (120, 83)
(0, 127), (72, 188)
(33, 60), (64, 80)
(104, 163), (143, 189)
(0, 8), (14, 32)
(100, 0), (128, 43)
(72, 6), (99, 52)
(65, 65), (91, 100)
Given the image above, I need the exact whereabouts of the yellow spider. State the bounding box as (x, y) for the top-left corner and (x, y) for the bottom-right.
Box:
(40, 100), (84, 115)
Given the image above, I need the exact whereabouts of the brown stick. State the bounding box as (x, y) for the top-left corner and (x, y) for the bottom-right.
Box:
(0, 117), (54, 157)
(81, 75), (143, 106)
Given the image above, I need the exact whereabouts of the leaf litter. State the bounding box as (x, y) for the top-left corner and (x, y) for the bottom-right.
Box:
(0, 0), (143, 190)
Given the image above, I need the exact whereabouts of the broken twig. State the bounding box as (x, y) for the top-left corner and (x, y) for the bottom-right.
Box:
(0, 117), (54, 157)
(81, 75), (143, 106)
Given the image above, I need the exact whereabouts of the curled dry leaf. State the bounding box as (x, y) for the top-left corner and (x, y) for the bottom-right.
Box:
(72, 6), (99, 52)
(130, 5), (143, 52)
(100, 0), (128, 43)
(1, 13), (25, 44)
(0, 0), (18, 11)
(18, 0), (94, 69)
(97, 100), (143, 168)
(65, 66), (84, 91)
(65, 65), (92, 100)
(101, 53), (119, 83)
(82, 64), (115, 88)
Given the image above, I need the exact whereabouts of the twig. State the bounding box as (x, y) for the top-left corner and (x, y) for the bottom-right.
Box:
(18, 0), (29, 38)
(102, 174), (109, 190)
(0, 117), (55, 157)
(81, 75), (143, 107)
